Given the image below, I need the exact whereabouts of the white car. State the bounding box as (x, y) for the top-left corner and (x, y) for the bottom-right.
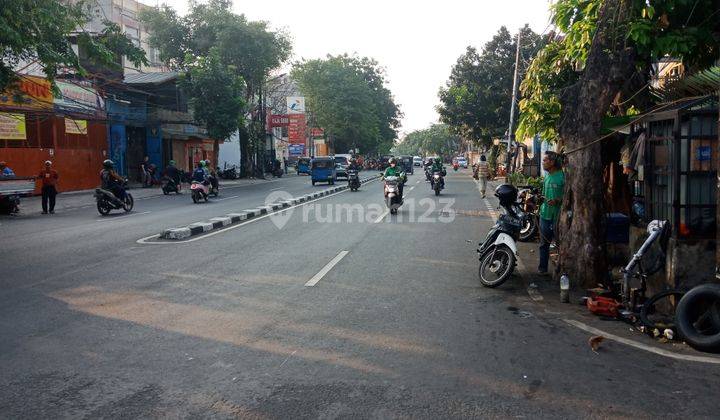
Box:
(457, 157), (468, 168)
(413, 156), (423, 167)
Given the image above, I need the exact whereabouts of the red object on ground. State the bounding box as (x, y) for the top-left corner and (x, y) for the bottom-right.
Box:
(586, 296), (620, 317)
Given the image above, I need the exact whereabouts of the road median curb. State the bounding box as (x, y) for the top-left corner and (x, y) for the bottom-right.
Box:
(159, 174), (380, 240)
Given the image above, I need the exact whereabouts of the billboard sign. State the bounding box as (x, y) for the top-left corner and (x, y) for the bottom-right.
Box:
(287, 96), (305, 114)
(270, 114), (290, 127)
(0, 113), (26, 140)
(54, 81), (104, 116)
(289, 144), (305, 156)
(0, 76), (53, 110)
(288, 114), (306, 144)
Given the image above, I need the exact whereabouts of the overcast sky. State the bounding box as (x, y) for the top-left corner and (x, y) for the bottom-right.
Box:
(156, 0), (552, 134)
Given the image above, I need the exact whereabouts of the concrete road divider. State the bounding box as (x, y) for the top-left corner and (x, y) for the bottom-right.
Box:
(159, 174), (380, 240)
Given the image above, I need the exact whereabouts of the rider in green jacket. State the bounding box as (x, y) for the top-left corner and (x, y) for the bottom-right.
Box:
(382, 158), (407, 198)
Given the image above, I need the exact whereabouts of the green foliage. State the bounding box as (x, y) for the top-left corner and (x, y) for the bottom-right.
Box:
(0, 0), (147, 92)
(181, 50), (246, 142)
(517, 0), (720, 143)
(140, 0), (291, 143)
(437, 26), (545, 147)
(292, 54), (401, 155)
(392, 124), (460, 158)
(507, 172), (543, 189)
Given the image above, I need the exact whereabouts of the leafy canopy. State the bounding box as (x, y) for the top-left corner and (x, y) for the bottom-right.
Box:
(0, 0), (147, 92)
(437, 26), (544, 147)
(292, 54), (401, 155)
(517, 0), (720, 143)
(393, 124), (460, 158)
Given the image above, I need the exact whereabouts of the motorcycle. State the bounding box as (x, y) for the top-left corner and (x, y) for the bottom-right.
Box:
(453, 162), (459, 171)
(191, 181), (210, 203)
(384, 175), (403, 214)
(348, 169), (360, 191)
(424, 166), (432, 182)
(272, 167), (284, 178)
(161, 176), (181, 195)
(517, 187), (540, 242)
(0, 194), (21, 214)
(430, 170), (445, 196)
(477, 184), (522, 288)
(95, 183), (134, 215)
(218, 166), (238, 180)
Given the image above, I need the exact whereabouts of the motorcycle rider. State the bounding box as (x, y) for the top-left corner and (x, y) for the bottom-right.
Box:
(192, 161), (208, 183)
(382, 157), (407, 200)
(202, 160), (219, 191)
(431, 158), (446, 189)
(163, 160), (181, 191)
(100, 159), (127, 200)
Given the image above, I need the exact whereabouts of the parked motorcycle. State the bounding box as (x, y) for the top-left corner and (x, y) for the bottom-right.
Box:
(161, 176), (181, 195)
(384, 175), (403, 214)
(348, 169), (360, 191)
(218, 166), (238, 180)
(477, 184), (522, 288)
(191, 181), (210, 203)
(0, 194), (21, 214)
(517, 187), (541, 242)
(95, 184), (134, 215)
(430, 171), (444, 196)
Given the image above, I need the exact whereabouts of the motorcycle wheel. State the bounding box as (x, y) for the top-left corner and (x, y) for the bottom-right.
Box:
(123, 194), (134, 212)
(519, 215), (538, 242)
(203, 193), (209, 202)
(434, 185), (441, 196)
(675, 284), (720, 352)
(97, 200), (111, 215)
(192, 191), (200, 204)
(163, 188), (169, 195)
(478, 245), (515, 288)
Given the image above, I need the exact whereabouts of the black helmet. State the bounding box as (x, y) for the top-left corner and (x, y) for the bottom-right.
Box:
(494, 184), (518, 207)
(103, 159), (114, 169)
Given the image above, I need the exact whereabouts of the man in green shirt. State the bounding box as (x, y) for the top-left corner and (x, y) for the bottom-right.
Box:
(382, 158), (407, 199)
(538, 151), (564, 274)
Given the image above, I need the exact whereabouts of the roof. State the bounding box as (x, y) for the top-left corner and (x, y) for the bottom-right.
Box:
(651, 66), (720, 101)
(124, 72), (179, 85)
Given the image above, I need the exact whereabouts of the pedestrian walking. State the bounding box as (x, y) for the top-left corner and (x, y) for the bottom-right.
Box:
(38, 160), (59, 214)
(140, 156), (150, 187)
(474, 155), (490, 198)
(538, 151), (564, 275)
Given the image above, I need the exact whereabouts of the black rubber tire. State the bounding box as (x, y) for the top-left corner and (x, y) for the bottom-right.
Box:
(478, 245), (515, 288)
(97, 200), (111, 215)
(311, 180), (316, 186)
(676, 284), (720, 352)
(434, 187), (440, 196)
(640, 289), (685, 330)
(122, 194), (134, 212)
(192, 191), (199, 204)
(163, 189), (169, 195)
(519, 215), (538, 242)
(203, 193), (208, 202)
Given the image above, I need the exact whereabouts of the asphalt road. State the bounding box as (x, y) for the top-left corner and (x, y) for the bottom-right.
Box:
(1, 169), (719, 419)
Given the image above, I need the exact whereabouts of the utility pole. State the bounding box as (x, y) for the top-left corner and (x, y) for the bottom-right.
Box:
(506, 29), (522, 173)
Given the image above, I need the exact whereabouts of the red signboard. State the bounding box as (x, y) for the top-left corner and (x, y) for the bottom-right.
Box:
(311, 127), (324, 138)
(288, 114), (306, 144)
(270, 114), (290, 127)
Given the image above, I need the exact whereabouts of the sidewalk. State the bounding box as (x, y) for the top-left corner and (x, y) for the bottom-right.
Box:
(477, 174), (720, 363)
(18, 177), (280, 213)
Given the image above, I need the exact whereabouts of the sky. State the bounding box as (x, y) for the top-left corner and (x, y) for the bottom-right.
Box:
(156, 0), (553, 134)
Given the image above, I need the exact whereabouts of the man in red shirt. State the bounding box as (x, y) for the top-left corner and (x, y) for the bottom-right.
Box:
(38, 160), (59, 214)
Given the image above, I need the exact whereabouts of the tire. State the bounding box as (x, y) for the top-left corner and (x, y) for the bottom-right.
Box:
(434, 185), (441, 196)
(640, 289), (685, 330)
(519, 215), (538, 242)
(675, 284), (720, 352)
(163, 188), (169, 195)
(478, 245), (515, 288)
(390, 208), (397, 215)
(192, 191), (200, 204)
(96, 200), (111, 215)
(312, 180), (316, 186)
(123, 194), (134, 212)
(203, 193), (208, 202)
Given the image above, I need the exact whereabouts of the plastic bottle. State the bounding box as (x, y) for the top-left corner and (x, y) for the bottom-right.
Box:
(560, 273), (570, 303)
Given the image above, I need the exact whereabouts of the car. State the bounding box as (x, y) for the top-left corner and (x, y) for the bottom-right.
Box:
(334, 156), (349, 178)
(457, 157), (468, 168)
(413, 156), (423, 167)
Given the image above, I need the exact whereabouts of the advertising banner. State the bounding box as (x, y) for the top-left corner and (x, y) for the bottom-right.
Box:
(288, 114), (306, 144)
(54, 81), (104, 116)
(270, 114), (290, 127)
(65, 118), (88, 135)
(289, 144), (305, 156)
(311, 127), (324, 138)
(0, 76), (53, 110)
(0, 112), (26, 140)
(287, 96), (305, 114)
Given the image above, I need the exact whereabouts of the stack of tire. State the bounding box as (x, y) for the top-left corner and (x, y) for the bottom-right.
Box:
(675, 283), (720, 352)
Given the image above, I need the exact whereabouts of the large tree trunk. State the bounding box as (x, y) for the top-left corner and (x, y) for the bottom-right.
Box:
(557, 0), (637, 288)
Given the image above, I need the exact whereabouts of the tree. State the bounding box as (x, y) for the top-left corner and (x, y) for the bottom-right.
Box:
(292, 54), (401, 155)
(437, 26), (544, 148)
(393, 124), (460, 159)
(140, 0), (291, 176)
(0, 0), (147, 92)
(519, 0), (720, 286)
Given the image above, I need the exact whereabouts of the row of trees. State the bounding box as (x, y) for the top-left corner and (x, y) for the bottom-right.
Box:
(392, 124), (460, 158)
(291, 55), (401, 155)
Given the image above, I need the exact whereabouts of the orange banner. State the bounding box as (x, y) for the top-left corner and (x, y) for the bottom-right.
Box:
(0, 76), (53, 110)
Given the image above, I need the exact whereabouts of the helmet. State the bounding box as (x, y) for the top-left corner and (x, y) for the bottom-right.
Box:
(169, 160), (176, 166)
(494, 184), (518, 207)
(201, 160), (208, 167)
(388, 158), (397, 165)
(45, 160), (52, 166)
(103, 159), (114, 169)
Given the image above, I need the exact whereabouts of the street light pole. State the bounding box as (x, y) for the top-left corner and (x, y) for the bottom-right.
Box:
(506, 29), (522, 173)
